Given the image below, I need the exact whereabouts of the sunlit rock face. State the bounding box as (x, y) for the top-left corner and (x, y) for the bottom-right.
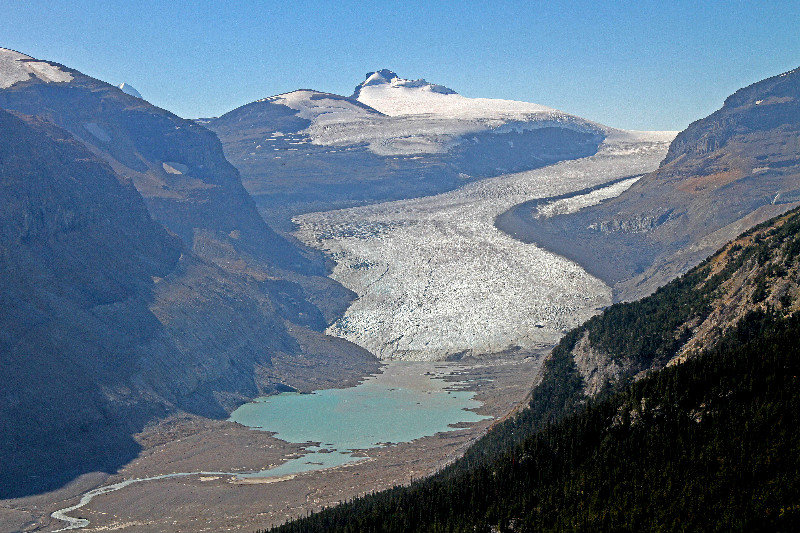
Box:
(295, 131), (675, 360)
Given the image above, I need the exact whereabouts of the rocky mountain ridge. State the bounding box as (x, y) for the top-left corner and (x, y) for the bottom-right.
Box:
(207, 70), (606, 230)
(496, 65), (800, 301)
(566, 207), (800, 395)
(0, 49), (379, 497)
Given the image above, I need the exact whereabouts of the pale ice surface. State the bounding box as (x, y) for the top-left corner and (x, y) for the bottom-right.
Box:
(264, 89), (603, 157)
(0, 48), (73, 89)
(355, 70), (555, 119)
(295, 130), (676, 360)
(534, 176), (640, 219)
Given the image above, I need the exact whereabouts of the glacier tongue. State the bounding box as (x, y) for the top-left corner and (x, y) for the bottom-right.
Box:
(294, 130), (675, 361)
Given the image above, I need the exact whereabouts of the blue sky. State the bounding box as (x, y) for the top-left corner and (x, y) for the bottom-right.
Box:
(4, 1), (800, 130)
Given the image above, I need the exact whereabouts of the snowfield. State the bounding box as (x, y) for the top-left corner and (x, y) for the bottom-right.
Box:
(295, 130), (675, 360)
(0, 48), (73, 89)
(261, 88), (603, 157)
(355, 69), (554, 118)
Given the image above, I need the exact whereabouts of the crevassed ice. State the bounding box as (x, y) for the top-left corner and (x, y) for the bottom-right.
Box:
(294, 130), (676, 360)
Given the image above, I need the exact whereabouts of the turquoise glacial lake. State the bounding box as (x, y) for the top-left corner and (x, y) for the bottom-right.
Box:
(229, 362), (491, 478)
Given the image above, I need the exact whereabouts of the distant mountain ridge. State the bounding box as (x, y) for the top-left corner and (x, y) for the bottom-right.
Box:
(208, 69), (606, 230)
(0, 47), (310, 269)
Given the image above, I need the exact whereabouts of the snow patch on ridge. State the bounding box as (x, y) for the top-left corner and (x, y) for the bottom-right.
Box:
(264, 90), (379, 123)
(0, 48), (73, 89)
(118, 82), (143, 100)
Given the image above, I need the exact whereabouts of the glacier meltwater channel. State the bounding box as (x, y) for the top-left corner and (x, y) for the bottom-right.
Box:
(51, 363), (488, 530)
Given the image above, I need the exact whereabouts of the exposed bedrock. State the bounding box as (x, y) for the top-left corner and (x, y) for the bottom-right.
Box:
(496, 66), (800, 301)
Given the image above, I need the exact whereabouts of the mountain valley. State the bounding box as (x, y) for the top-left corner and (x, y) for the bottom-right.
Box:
(1, 40), (799, 533)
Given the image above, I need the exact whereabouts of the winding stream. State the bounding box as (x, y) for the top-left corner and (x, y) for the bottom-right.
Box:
(51, 471), (239, 531)
(50, 362), (488, 531)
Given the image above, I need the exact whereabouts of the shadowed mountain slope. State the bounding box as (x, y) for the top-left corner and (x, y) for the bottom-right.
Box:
(0, 109), (181, 496)
(496, 66), (800, 301)
(0, 50), (379, 497)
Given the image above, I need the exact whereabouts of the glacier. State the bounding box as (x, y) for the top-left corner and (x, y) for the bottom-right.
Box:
(294, 130), (675, 360)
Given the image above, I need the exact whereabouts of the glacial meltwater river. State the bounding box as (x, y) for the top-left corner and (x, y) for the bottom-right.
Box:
(52, 362), (490, 530)
(229, 362), (491, 478)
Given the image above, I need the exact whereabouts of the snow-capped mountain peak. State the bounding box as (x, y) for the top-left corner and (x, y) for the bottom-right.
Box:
(354, 69), (456, 100)
(212, 70), (605, 158)
(352, 68), (558, 118)
(0, 48), (73, 89)
(118, 82), (143, 100)
(360, 69), (399, 87)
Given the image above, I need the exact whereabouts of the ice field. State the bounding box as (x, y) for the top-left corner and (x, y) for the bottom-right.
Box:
(295, 130), (675, 360)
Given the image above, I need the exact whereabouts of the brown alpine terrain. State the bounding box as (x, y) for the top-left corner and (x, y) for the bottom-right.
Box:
(565, 207), (800, 397)
(0, 51), (377, 498)
(496, 66), (800, 301)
